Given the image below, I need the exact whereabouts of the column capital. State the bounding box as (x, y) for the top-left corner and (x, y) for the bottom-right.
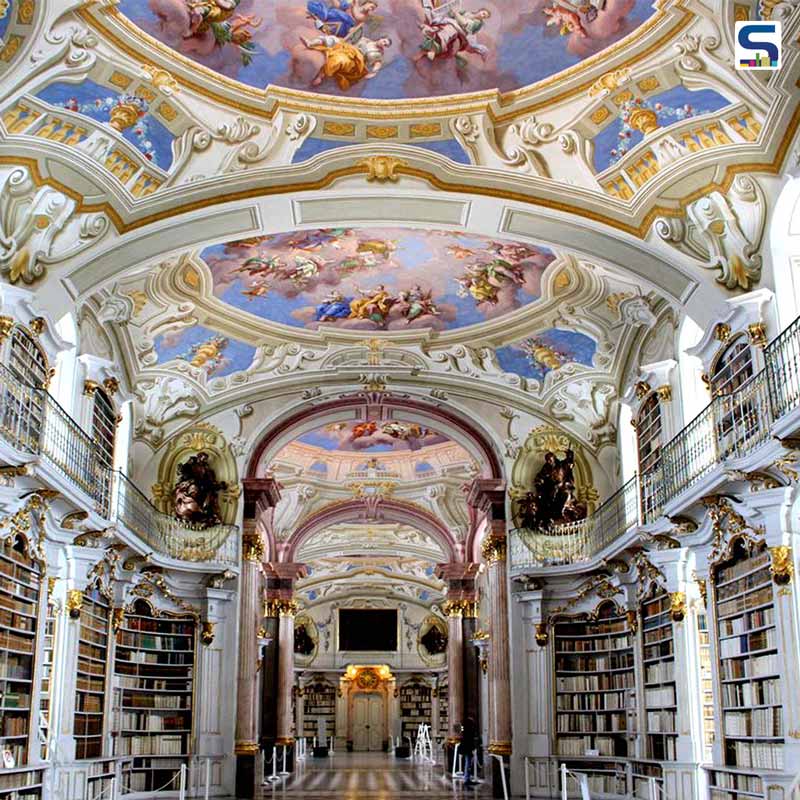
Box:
(466, 478), (506, 516)
(265, 598), (299, 618)
(481, 533), (507, 566)
(442, 599), (480, 618)
(243, 477), (282, 509)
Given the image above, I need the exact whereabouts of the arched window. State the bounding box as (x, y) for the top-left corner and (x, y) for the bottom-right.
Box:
(710, 336), (754, 396)
(636, 392), (663, 522)
(1, 324), (49, 450)
(90, 388), (116, 468)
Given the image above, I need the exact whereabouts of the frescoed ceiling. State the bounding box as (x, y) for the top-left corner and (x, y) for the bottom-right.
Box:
(116, 0), (657, 99)
(205, 228), (553, 332)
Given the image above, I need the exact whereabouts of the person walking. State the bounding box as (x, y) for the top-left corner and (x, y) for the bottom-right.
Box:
(461, 716), (478, 787)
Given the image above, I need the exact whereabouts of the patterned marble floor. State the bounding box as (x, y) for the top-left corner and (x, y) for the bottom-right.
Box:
(258, 752), (495, 799)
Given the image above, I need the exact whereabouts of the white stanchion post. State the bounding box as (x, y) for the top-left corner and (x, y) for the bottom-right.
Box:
(266, 746), (282, 783)
(280, 744), (290, 776)
(109, 776), (117, 800)
(650, 777), (659, 800)
(472, 750), (479, 782)
(204, 758), (211, 800)
(179, 763), (188, 800)
(313, 736), (317, 748)
(329, 735), (335, 755)
(561, 762), (569, 800)
(490, 755), (509, 800)
(451, 743), (461, 778)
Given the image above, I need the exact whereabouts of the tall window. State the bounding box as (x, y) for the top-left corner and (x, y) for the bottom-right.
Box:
(710, 337), (754, 396)
(91, 388), (116, 468)
(8, 326), (48, 388)
(2, 325), (48, 449)
(636, 392), (663, 522)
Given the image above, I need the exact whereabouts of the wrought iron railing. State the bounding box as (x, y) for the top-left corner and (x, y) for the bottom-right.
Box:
(0, 365), (237, 564)
(766, 314), (800, 419)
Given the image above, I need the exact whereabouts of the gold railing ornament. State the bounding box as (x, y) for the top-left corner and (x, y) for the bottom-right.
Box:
(770, 546), (794, 585)
(481, 533), (507, 565)
(669, 592), (687, 622)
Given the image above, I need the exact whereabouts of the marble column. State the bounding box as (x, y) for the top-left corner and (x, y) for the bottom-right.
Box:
(234, 523), (264, 798)
(235, 478), (281, 799)
(444, 601), (465, 748)
(276, 600), (298, 748)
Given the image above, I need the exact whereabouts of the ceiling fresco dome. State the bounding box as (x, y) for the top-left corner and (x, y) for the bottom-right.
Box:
(112, 0), (661, 101)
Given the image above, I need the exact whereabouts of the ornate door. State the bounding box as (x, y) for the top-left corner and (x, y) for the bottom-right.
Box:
(352, 693), (384, 751)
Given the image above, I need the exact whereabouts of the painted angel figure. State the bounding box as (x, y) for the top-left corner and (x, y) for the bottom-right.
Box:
(281, 253), (327, 287)
(301, 25), (392, 90)
(399, 285), (440, 323)
(416, 0), (491, 63)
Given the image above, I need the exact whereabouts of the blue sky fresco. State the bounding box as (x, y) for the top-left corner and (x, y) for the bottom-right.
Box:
(0, 2), (13, 39)
(36, 79), (175, 170)
(593, 84), (732, 171)
(117, 0), (656, 99)
(153, 325), (257, 378)
(296, 420), (449, 452)
(495, 328), (597, 381)
(292, 137), (469, 165)
(205, 228), (554, 332)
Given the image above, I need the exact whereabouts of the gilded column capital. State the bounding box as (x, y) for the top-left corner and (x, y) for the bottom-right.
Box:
(442, 600), (464, 618)
(481, 533), (507, 566)
(201, 620), (216, 646)
(534, 622), (548, 647)
(265, 598), (298, 618)
(112, 606), (125, 631)
(0, 316), (14, 341)
(242, 531), (264, 563)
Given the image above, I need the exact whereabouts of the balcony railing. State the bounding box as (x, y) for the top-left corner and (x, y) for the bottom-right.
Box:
(511, 317), (800, 570)
(0, 365), (237, 565)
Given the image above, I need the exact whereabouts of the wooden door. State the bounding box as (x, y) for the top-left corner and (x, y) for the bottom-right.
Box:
(352, 693), (384, 751)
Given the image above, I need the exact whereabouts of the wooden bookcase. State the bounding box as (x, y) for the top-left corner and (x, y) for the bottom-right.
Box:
(75, 582), (111, 759)
(640, 587), (677, 761)
(554, 600), (636, 759)
(112, 598), (196, 793)
(38, 593), (56, 761)
(713, 540), (783, 772)
(437, 681), (449, 741)
(302, 682), (336, 741)
(0, 534), (42, 781)
(399, 681), (432, 743)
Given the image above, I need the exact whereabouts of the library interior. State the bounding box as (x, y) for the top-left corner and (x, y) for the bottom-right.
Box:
(0, 0), (799, 798)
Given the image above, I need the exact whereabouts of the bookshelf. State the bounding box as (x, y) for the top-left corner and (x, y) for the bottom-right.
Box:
(86, 759), (117, 800)
(0, 766), (45, 800)
(302, 682), (336, 741)
(697, 611), (715, 761)
(707, 768), (764, 800)
(437, 681), (449, 741)
(112, 598), (196, 793)
(713, 540), (783, 771)
(38, 592), (56, 761)
(399, 681), (432, 742)
(0, 534), (42, 773)
(554, 601), (636, 759)
(640, 587), (676, 761)
(75, 583), (111, 759)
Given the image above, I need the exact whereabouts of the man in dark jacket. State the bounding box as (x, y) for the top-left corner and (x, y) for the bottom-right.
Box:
(461, 716), (478, 787)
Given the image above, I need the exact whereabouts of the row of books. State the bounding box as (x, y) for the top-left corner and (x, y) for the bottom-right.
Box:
(122, 694), (191, 710)
(0, 597), (34, 616)
(718, 607), (774, 638)
(718, 628), (775, 659)
(645, 662), (674, 684)
(725, 740), (783, 769)
(557, 736), (621, 757)
(0, 610), (33, 633)
(721, 677), (780, 707)
(556, 714), (627, 733)
(555, 622), (628, 635)
(117, 634), (192, 651)
(555, 637), (631, 652)
(116, 652), (194, 666)
(720, 653), (778, 680)
(116, 677), (192, 690)
(717, 567), (772, 601)
(115, 735), (187, 756)
(117, 713), (189, 732)
(0, 632), (33, 654)
(77, 676), (105, 693)
(644, 686), (676, 706)
(2, 717), (28, 736)
(556, 674), (634, 691)
(0, 578), (36, 603)
(716, 550), (769, 586)
(723, 707), (782, 737)
(556, 693), (629, 711)
(710, 771), (762, 792)
(0, 769), (43, 790)
(643, 626), (672, 645)
(718, 587), (773, 619)
(645, 710), (676, 733)
(555, 654), (634, 671)
(124, 618), (194, 634)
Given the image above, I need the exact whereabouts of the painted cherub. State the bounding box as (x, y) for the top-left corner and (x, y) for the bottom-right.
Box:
(543, 3), (588, 37)
(301, 26), (392, 90)
(416, 0), (491, 62)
